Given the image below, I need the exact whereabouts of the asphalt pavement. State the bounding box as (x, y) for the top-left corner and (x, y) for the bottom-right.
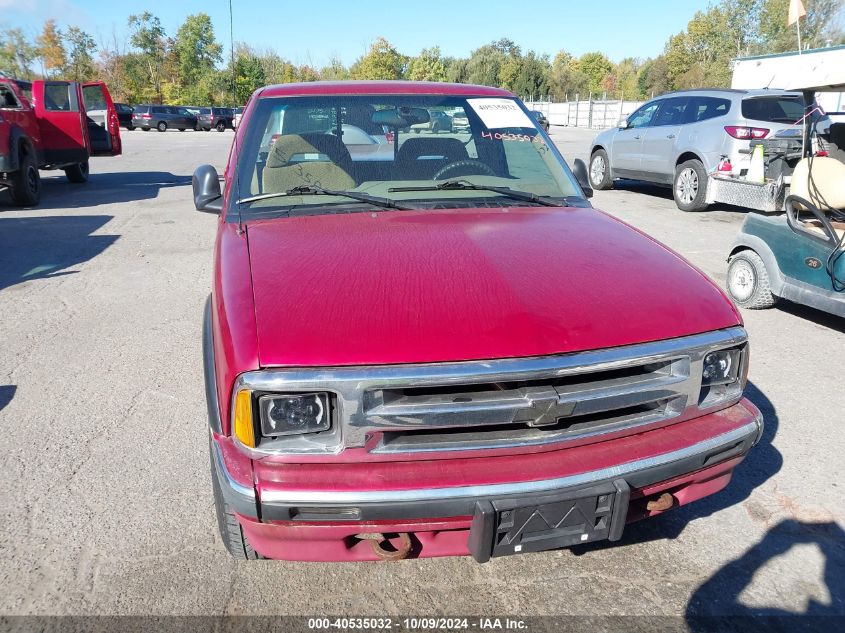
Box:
(0, 126), (843, 625)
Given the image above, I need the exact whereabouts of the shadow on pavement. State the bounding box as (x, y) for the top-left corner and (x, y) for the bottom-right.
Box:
(572, 380), (781, 552)
(685, 519), (845, 628)
(776, 300), (845, 334)
(0, 171), (191, 210)
(0, 385), (15, 413)
(0, 215), (117, 291)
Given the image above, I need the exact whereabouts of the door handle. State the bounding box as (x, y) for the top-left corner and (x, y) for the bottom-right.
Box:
(667, 134), (676, 139)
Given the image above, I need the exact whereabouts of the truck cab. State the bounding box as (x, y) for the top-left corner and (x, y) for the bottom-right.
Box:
(0, 78), (121, 206)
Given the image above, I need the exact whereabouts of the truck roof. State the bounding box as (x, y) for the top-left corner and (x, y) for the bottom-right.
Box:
(258, 81), (513, 99)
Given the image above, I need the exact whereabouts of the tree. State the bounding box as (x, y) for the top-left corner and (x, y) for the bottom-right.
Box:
(350, 37), (407, 80)
(465, 43), (505, 86)
(36, 20), (66, 78)
(615, 57), (643, 99)
(233, 46), (266, 103)
(547, 51), (589, 100)
(128, 12), (167, 102)
(0, 27), (37, 79)
(574, 52), (614, 95)
(63, 27), (96, 81)
(509, 52), (550, 99)
(637, 55), (672, 97)
(173, 13), (222, 102)
(407, 46), (447, 82)
(320, 55), (349, 80)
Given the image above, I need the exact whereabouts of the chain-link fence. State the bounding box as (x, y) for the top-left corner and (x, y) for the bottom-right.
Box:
(524, 97), (645, 130)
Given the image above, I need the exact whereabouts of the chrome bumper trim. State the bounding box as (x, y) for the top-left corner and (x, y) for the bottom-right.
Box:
(258, 418), (759, 505)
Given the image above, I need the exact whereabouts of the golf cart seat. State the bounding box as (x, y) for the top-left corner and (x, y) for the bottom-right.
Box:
(788, 156), (845, 239)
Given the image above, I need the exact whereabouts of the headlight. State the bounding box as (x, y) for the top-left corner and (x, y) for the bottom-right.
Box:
(258, 393), (331, 437)
(701, 349), (741, 386)
(699, 345), (747, 409)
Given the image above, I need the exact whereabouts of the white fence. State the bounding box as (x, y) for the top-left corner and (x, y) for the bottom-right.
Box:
(524, 98), (645, 130)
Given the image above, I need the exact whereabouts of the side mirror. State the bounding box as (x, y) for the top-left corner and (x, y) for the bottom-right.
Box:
(572, 159), (593, 199)
(618, 118), (630, 129)
(193, 164), (223, 213)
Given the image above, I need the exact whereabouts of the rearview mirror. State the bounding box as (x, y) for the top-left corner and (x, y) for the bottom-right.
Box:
(193, 164), (223, 213)
(618, 118), (630, 129)
(572, 159), (593, 199)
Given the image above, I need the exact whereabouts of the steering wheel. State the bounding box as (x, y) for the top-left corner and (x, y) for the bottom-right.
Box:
(434, 159), (496, 181)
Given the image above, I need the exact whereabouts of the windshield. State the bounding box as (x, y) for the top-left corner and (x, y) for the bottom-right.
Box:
(229, 94), (583, 217)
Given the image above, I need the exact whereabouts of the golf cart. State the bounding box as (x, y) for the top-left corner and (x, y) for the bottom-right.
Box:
(726, 70), (845, 318)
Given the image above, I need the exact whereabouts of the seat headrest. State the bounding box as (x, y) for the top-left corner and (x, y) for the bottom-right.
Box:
(397, 137), (468, 162)
(790, 156), (845, 210)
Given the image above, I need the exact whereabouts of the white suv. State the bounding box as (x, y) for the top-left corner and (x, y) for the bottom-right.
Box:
(588, 89), (830, 211)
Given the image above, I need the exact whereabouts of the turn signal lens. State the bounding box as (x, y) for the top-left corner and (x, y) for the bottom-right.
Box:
(233, 389), (255, 448)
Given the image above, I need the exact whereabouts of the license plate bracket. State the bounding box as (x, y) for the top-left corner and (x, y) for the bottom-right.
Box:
(468, 479), (629, 563)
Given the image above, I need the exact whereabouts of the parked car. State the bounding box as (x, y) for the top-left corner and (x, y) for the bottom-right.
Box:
(411, 109), (453, 133)
(531, 110), (550, 132)
(194, 106), (234, 132)
(131, 105), (198, 132)
(114, 102), (134, 129)
(588, 88), (831, 211)
(232, 106), (244, 130)
(193, 80), (763, 562)
(0, 78), (121, 206)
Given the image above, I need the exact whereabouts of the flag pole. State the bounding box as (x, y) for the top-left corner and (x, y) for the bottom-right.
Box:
(797, 17), (802, 53)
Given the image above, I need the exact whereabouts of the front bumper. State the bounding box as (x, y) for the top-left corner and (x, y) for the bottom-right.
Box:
(211, 399), (763, 561)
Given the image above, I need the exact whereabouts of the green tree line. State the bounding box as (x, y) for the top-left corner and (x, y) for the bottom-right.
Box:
(0, 0), (842, 106)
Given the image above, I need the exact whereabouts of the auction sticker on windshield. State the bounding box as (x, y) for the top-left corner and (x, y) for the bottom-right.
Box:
(467, 98), (535, 129)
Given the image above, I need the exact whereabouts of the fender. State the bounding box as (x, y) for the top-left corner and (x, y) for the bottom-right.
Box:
(202, 295), (223, 434)
(2, 126), (37, 172)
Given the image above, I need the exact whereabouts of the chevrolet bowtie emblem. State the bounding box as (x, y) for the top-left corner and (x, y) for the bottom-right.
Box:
(516, 387), (577, 427)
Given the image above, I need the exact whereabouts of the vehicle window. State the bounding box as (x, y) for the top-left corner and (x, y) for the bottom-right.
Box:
(742, 97), (806, 124)
(177, 107), (191, 116)
(82, 84), (107, 112)
(152, 106), (163, 114)
(627, 102), (659, 128)
(14, 81), (32, 104)
(685, 96), (731, 123)
(0, 85), (20, 108)
(233, 95), (582, 217)
(43, 83), (76, 111)
(653, 97), (689, 126)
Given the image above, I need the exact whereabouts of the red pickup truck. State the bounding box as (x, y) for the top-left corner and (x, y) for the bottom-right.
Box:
(193, 81), (764, 562)
(0, 78), (121, 206)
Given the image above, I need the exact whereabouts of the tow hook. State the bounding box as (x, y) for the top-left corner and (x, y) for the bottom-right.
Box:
(355, 532), (413, 561)
(646, 492), (675, 512)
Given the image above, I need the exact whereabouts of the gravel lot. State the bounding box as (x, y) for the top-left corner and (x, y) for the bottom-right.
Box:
(0, 126), (843, 624)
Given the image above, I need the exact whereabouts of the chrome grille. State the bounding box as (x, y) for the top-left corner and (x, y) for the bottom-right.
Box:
(235, 327), (748, 456)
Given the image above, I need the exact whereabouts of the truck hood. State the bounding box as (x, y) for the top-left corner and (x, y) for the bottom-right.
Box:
(246, 206), (739, 367)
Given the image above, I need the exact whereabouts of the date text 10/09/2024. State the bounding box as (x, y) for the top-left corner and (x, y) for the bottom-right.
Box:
(307, 617), (528, 630)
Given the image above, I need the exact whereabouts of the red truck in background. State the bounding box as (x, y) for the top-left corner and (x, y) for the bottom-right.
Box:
(193, 81), (764, 562)
(0, 78), (121, 206)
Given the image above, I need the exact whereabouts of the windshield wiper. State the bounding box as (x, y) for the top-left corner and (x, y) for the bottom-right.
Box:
(388, 180), (561, 207)
(237, 185), (413, 211)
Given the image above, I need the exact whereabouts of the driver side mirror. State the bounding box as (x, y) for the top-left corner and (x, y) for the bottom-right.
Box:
(572, 159), (593, 198)
(618, 118), (630, 129)
(193, 164), (223, 214)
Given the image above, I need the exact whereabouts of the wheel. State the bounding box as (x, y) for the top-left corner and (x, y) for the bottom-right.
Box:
(9, 149), (41, 206)
(126, 124), (135, 131)
(157, 121), (167, 132)
(673, 159), (708, 212)
(64, 161), (89, 183)
(179, 128), (186, 132)
(194, 124), (201, 131)
(589, 149), (613, 190)
(209, 440), (261, 560)
(143, 127), (150, 131)
(727, 250), (776, 309)
(216, 121), (226, 132)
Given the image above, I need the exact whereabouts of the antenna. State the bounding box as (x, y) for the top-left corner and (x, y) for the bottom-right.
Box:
(229, 0), (244, 233)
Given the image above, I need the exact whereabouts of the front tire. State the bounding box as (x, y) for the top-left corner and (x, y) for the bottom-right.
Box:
(64, 161), (89, 183)
(157, 121), (167, 132)
(727, 250), (776, 309)
(216, 121), (226, 132)
(673, 159), (708, 212)
(589, 149), (613, 190)
(209, 441), (261, 560)
(9, 150), (41, 206)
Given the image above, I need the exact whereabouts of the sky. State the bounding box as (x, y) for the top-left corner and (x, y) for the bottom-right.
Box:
(3, 0), (708, 66)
